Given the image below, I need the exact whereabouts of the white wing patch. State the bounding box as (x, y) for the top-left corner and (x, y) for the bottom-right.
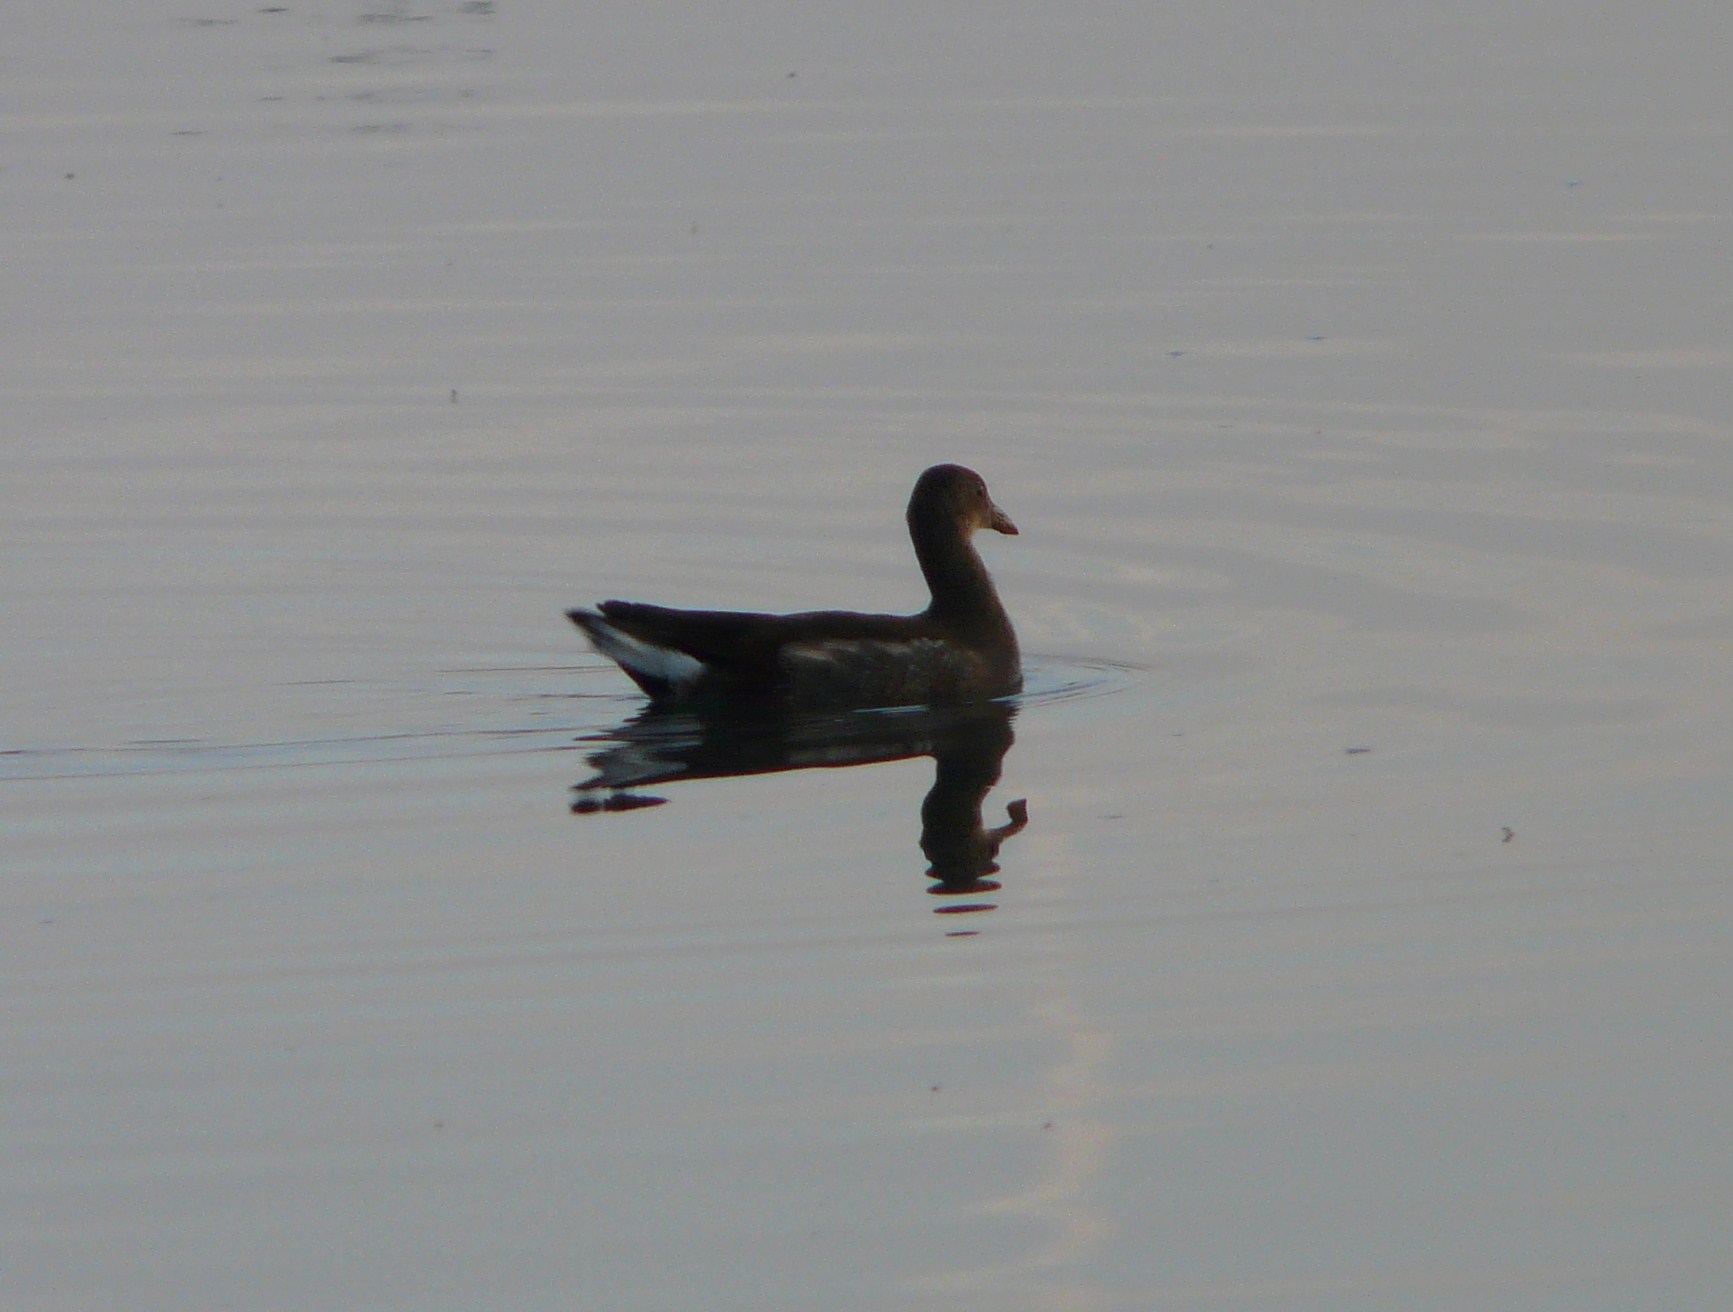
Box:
(785, 638), (949, 665)
(581, 618), (707, 689)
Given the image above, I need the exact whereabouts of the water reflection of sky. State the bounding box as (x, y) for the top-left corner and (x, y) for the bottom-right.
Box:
(5, 4), (1733, 1309)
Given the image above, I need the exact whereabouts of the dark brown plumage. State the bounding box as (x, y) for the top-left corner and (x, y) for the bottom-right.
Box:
(568, 464), (1021, 708)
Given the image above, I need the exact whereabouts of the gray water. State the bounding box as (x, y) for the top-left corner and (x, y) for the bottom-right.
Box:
(5, 5), (1732, 1309)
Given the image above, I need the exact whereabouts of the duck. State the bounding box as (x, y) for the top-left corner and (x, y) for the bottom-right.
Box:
(568, 464), (1021, 708)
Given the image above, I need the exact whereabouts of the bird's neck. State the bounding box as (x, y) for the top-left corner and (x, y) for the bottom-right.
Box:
(913, 519), (1006, 621)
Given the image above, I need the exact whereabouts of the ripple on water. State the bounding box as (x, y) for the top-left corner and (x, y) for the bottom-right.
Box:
(0, 655), (1153, 782)
(1018, 654), (1149, 707)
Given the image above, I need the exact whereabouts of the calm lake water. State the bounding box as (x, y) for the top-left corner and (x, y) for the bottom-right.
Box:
(5, 5), (1732, 1309)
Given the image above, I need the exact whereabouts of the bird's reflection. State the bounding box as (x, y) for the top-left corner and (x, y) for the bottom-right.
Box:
(571, 700), (1027, 916)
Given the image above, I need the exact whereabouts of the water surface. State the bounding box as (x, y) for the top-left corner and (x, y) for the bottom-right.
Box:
(4, 5), (1732, 1309)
